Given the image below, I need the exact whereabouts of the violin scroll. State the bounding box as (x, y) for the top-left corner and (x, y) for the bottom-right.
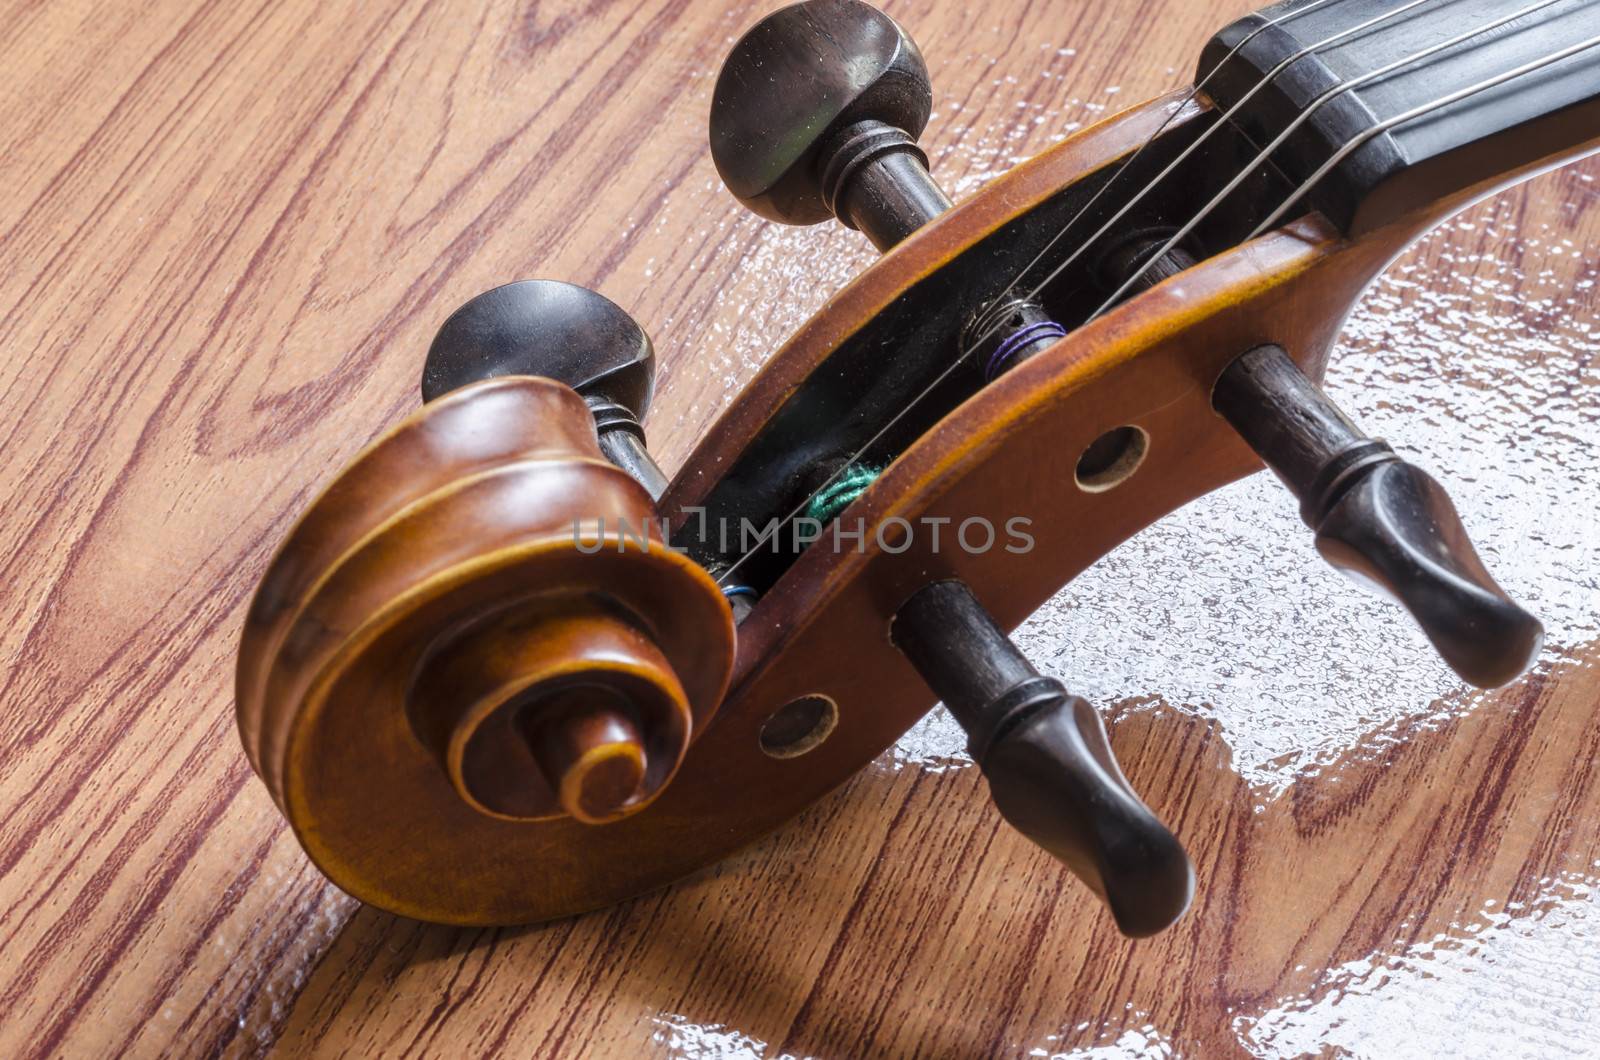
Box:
(236, 281), (735, 915)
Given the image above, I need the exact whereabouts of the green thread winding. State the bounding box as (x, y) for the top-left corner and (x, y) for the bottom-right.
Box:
(804, 464), (881, 524)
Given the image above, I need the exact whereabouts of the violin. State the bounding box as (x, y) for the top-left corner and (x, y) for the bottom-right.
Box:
(235, 0), (1600, 935)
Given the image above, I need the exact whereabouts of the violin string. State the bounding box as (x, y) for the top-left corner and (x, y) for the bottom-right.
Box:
(1000, 0), (1446, 333)
(1246, 30), (1600, 236)
(954, 0), (1347, 340)
(712, 0), (1443, 588)
(1085, 0), (1575, 320)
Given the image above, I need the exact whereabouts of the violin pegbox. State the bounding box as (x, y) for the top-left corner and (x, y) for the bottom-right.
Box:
(711, 0), (1195, 935)
(237, 281), (734, 916)
(712, 0), (1543, 690)
(695, 0), (1549, 925)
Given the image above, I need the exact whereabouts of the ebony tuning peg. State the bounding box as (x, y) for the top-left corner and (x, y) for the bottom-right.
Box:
(712, 0), (1065, 378)
(710, 0), (947, 252)
(424, 279), (669, 499)
(424, 279), (759, 618)
(1213, 344), (1544, 688)
(1098, 231), (1543, 690)
(892, 580), (1194, 938)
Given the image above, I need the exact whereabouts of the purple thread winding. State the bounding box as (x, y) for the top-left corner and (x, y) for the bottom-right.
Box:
(984, 320), (1068, 381)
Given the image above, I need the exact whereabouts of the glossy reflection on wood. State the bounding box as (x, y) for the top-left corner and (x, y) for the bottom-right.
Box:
(2, 0), (1599, 1056)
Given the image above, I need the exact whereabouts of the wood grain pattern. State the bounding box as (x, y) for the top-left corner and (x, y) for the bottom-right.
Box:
(2, 0), (1597, 1056)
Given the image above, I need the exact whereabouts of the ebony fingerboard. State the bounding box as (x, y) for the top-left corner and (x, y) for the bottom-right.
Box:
(1201, 0), (1600, 233)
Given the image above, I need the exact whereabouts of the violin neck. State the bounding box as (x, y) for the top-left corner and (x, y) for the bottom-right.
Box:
(1202, 0), (1600, 235)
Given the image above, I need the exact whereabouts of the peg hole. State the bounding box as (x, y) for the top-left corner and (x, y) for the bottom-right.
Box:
(1075, 426), (1148, 493)
(759, 695), (838, 759)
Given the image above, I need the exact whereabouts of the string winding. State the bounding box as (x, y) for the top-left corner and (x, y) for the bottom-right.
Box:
(804, 465), (883, 524)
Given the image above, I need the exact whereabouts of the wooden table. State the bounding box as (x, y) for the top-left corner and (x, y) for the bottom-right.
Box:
(4, 0), (1598, 1055)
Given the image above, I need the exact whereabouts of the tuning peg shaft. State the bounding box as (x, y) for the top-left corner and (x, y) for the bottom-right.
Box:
(1213, 344), (1543, 688)
(892, 580), (1194, 937)
(818, 119), (952, 251)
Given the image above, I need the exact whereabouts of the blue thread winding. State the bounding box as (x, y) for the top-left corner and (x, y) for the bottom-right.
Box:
(985, 320), (1068, 381)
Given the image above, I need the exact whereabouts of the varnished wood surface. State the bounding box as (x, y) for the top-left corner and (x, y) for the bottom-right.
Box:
(239, 374), (736, 921)
(2, 0), (1597, 1056)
